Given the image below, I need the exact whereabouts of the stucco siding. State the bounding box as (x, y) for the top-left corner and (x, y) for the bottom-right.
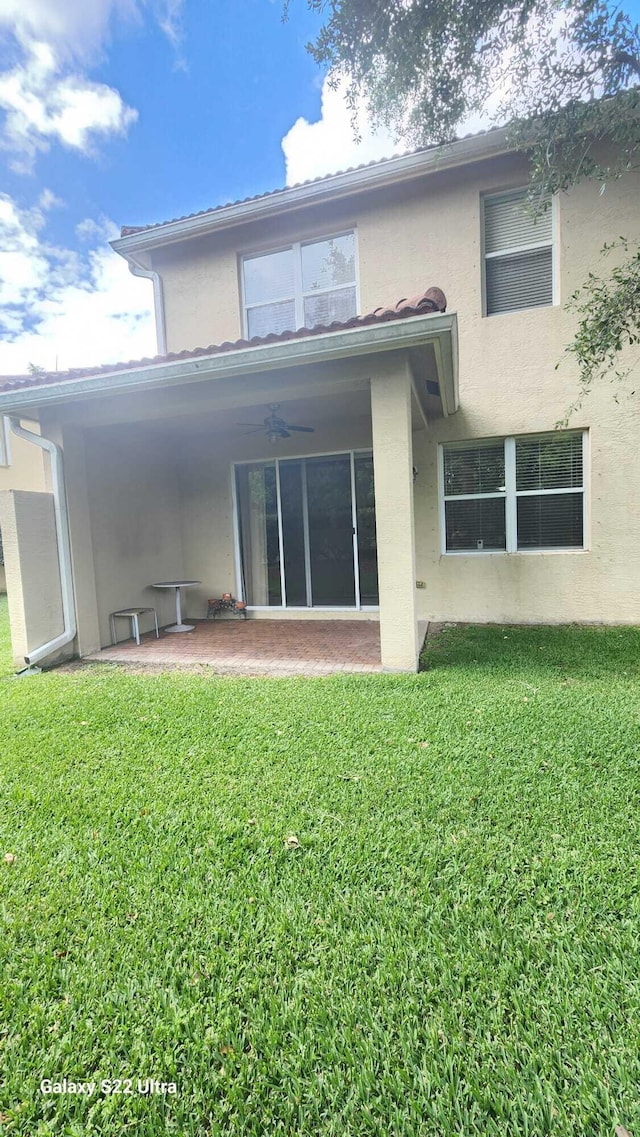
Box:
(0, 489), (63, 666)
(0, 426), (47, 494)
(86, 428), (186, 644)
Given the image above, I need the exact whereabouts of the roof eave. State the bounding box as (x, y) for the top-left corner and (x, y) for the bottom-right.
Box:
(0, 312), (458, 414)
(111, 129), (511, 257)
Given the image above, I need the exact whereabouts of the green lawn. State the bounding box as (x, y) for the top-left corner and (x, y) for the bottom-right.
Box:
(1, 594), (639, 1136)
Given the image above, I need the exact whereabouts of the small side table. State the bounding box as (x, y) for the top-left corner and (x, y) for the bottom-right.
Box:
(110, 607), (159, 646)
(151, 580), (201, 633)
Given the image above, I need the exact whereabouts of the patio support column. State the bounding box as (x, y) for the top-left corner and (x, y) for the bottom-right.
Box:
(370, 358), (419, 672)
(58, 424), (102, 658)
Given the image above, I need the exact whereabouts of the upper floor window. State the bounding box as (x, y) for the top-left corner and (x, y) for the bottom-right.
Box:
(242, 232), (357, 339)
(483, 190), (554, 316)
(441, 431), (586, 553)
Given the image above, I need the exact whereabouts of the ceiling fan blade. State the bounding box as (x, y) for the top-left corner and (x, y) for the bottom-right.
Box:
(286, 425), (315, 432)
(236, 422), (264, 427)
(241, 427), (268, 435)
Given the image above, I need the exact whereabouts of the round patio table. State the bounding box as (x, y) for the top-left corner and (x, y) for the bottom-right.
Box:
(151, 580), (201, 633)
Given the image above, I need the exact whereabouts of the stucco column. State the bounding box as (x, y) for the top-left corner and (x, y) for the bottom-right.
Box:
(58, 424), (102, 658)
(370, 358), (419, 672)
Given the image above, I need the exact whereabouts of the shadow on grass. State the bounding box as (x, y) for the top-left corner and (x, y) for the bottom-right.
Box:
(420, 623), (640, 680)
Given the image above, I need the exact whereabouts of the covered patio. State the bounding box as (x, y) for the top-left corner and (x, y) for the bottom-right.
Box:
(0, 290), (457, 674)
(84, 617), (383, 675)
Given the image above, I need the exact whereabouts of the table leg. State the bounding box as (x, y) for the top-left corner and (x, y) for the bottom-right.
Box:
(164, 586), (195, 633)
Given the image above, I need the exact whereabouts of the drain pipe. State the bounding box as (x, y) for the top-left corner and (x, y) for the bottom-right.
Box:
(8, 418), (77, 668)
(127, 262), (167, 355)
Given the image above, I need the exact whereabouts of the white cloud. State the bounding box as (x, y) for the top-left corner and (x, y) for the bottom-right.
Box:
(282, 75), (400, 186)
(0, 40), (137, 170)
(0, 194), (155, 374)
(0, 0), (181, 61)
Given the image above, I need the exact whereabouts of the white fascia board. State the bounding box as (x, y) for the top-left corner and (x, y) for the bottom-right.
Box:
(0, 313), (458, 414)
(111, 130), (511, 257)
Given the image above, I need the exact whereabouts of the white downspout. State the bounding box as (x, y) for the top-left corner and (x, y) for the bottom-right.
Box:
(9, 419), (77, 667)
(128, 262), (167, 355)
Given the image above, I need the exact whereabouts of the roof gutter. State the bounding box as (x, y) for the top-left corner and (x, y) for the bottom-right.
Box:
(126, 260), (167, 354)
(111, 129), (511, 256)
(8, 419), (77, 669)
(0, 312), (458, 414)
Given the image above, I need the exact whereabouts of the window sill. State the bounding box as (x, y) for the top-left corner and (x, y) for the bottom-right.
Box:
(442, 548), (588, 557)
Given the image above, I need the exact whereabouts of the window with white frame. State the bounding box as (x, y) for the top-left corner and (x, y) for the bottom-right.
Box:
(441, 432), (585, 553)
(483, 189), (554, 315)
(242, 232), (357, 339)
(0, 417), (10, 468)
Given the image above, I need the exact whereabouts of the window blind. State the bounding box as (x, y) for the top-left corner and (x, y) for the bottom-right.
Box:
(486, 248), (553, 314)
(516, 433), (583, 491)
(442, 432), (585, 553)
(443, 443), (505, 496)
(246, 299), (296, 339)
(484, 193), (552, 255)
(243, 248), (294, 306)
(517, 494), (584, 548)
(303, 286), (357, 329)
(484, 191), (554, 315)
(445, 498), (506, 551)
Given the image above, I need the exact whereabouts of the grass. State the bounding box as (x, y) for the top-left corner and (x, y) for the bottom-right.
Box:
(1, 594), (639, 1135)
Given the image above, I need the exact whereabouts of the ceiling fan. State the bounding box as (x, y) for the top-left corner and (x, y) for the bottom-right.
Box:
(237, 404), (315, 444)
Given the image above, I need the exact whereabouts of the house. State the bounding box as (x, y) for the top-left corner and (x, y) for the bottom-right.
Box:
(0, 125), (638, 673)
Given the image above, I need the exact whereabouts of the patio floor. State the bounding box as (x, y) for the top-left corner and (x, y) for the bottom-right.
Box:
(84, 618), (382, 676)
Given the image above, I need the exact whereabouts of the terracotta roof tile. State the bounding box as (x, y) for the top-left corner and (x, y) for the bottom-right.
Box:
(0, 287), (447, 396)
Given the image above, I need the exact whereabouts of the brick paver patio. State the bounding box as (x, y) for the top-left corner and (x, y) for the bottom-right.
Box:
(85, 619), (382, 675)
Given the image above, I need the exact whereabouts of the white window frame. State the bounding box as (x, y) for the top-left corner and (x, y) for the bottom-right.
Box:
(481, 188), (558, 317)
(438, 431), (588, 555)
(0, 417), (11, 467)
(241, 230), (359, 338)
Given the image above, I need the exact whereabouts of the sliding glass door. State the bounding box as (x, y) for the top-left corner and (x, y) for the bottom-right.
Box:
(235, 451), (378, 608)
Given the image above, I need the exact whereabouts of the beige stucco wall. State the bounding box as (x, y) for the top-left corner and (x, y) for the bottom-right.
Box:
(0, 428), (47, 494)
(151, 152), (638, 366)
(0, 424), (47, 593)
(85, 426), (186, 645)
(0, 490), (63, 666)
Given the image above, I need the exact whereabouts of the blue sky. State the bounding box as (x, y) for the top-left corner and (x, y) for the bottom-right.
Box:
(0, 0), (637, 373)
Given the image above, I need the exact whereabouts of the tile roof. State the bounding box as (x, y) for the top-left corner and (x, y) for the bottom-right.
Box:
(119, 127), (504, 237)
(0, 287), (447, 396)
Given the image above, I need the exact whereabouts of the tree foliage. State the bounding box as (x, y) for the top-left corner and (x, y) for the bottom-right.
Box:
(560, 239), (640, 420)
(289, 0), (640, 403)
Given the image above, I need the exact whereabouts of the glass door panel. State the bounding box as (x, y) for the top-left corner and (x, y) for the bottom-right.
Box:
(235, 463), (281, 606)
(354, 454), (379, 605)
(305, 455), (356, 606)
(279, 460), (308, 607)
(235, 451), (379, 609)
